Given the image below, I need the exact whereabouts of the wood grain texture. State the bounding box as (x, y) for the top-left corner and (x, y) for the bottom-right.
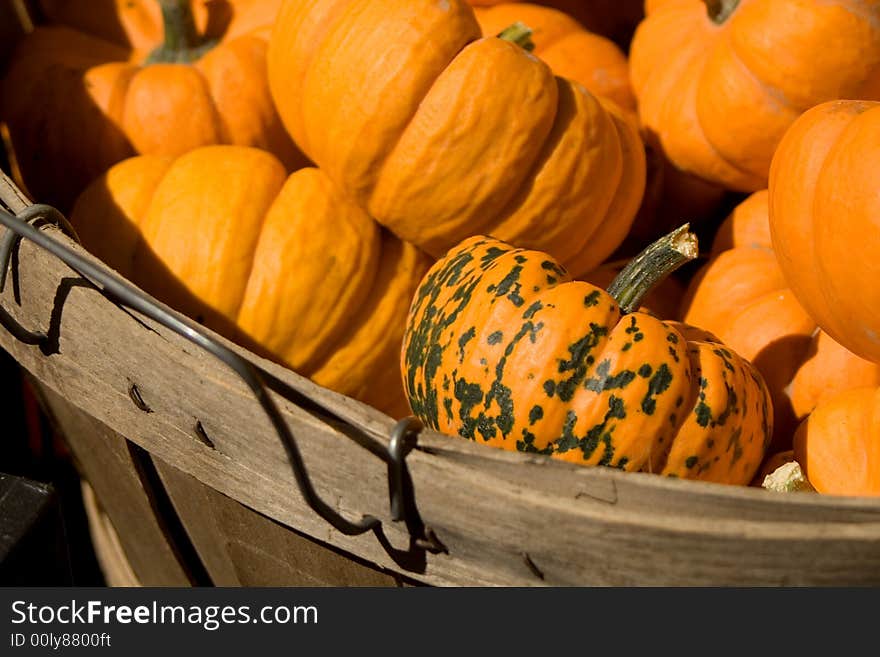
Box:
(3, 206), (880, 585)
(153, 456), (407, 587)
(81, 480), (142, 587)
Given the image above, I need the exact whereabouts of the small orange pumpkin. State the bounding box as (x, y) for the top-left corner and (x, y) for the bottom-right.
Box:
(70, 147), (430, 417)
(1, 0), (304, 211)
(793, 386), (880, 496)
(681, 191), (880, 450)
(267, 0), (646, 277)
(471, 2), (635, 111)
(630, 0), (880, 192)
(769, 99), (880, 363)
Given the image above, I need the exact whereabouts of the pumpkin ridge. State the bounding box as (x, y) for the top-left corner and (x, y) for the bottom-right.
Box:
(645, 26), (761, 190)
(368, 36), (561, 247)
(691, 52), (781, 183)
(725, 30), (802, 113)
(192, 65), (234, 145)
(484, 76), (616, 266)
(344, 0), (479, 179)
(642, 323), (698, 474)
(299, 0), (482, 204)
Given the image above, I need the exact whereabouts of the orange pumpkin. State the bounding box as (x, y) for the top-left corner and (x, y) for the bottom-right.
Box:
(681, 191), (880, 450)
(402, 227), (773, 485)
(769, 99), (880, 364)
(1, 0), (304, 211)
(267, 0), (646, 277)
(630, 0), (880, 192)
(472, 2), (635, 111)
(70, 147), (430, 417)
(793, 386), (880, 496)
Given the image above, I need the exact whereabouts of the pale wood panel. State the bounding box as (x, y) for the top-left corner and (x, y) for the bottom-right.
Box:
(36, 384), (191, 586)
(153, 457), (405, 587)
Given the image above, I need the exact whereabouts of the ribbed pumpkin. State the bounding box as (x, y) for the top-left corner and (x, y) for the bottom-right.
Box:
(769, 99), (880, 364)
(682, 191), (880, 450)
(1, 0), (304, 212)
(267, 0), (646, 277)
(69, 146), (430, 417)
(471, 2), (635, 112)
(402, 229), (773, 485)
(629, 0), (880, 192)
(793, 386), (880, 496)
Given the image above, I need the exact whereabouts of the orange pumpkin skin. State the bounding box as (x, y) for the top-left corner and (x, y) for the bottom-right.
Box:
(793, 387), (880, 496)
(402, 236), (773, 485)
(1, 0), (304, 212)
(681, 191), (880, 449)
(69, 147), (430, 418)
(769, 100), (880, 363)
(630, 0), (880, 192)
(472, 3), (635, 111)
(267, 0), (646, 277)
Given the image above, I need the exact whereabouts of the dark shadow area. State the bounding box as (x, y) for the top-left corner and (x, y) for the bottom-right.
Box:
(752, 333), (814, 454)
(0, 349), (105, 585)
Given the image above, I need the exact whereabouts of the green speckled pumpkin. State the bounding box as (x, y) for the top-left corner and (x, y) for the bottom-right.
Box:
(401, 230), (773, 485)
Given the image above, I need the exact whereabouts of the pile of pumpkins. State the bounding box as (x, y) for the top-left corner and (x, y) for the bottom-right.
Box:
(2, 0), (879, 497)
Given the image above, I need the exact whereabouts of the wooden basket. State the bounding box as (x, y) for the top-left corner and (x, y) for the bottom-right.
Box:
(3, 2), (880, 588)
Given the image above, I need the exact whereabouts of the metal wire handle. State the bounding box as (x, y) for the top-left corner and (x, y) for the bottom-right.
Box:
(0, 200), (437, 550)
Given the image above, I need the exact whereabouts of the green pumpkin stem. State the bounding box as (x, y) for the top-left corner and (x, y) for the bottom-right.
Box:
(146, 0), (217, 64)
(607, 224), (698, 314)
(497, 22), (536, 52)
(704, 0), (740, 24)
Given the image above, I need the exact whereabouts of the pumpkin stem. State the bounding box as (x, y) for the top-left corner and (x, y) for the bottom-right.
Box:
(607, 224), (698, 314)
(146, 0), (217, 64)
(497, 22), (536, 52)
(703, 0), (740, 24)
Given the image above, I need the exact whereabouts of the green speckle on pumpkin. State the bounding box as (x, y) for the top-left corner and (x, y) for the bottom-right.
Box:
(641, 363), (673, 416)
(457, 326), (476, 363)
(695, 401), (712, 427)
(529, 405), (544, 425)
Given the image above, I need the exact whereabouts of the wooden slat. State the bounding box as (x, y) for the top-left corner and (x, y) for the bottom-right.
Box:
(80, 481), (142, 587)
(153, 457), (404, 587)
(4, 217), (880, 585)
(36, 384), (192, 586)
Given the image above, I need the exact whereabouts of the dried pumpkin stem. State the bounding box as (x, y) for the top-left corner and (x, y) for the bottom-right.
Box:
(607, 224), (699, 314)
(704, 0), (740, 24)
(147, 0), (217, 64)
(497, 22), (536, 52)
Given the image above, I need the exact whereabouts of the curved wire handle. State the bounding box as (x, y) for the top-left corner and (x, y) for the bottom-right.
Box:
(0, 202), (434, 543)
